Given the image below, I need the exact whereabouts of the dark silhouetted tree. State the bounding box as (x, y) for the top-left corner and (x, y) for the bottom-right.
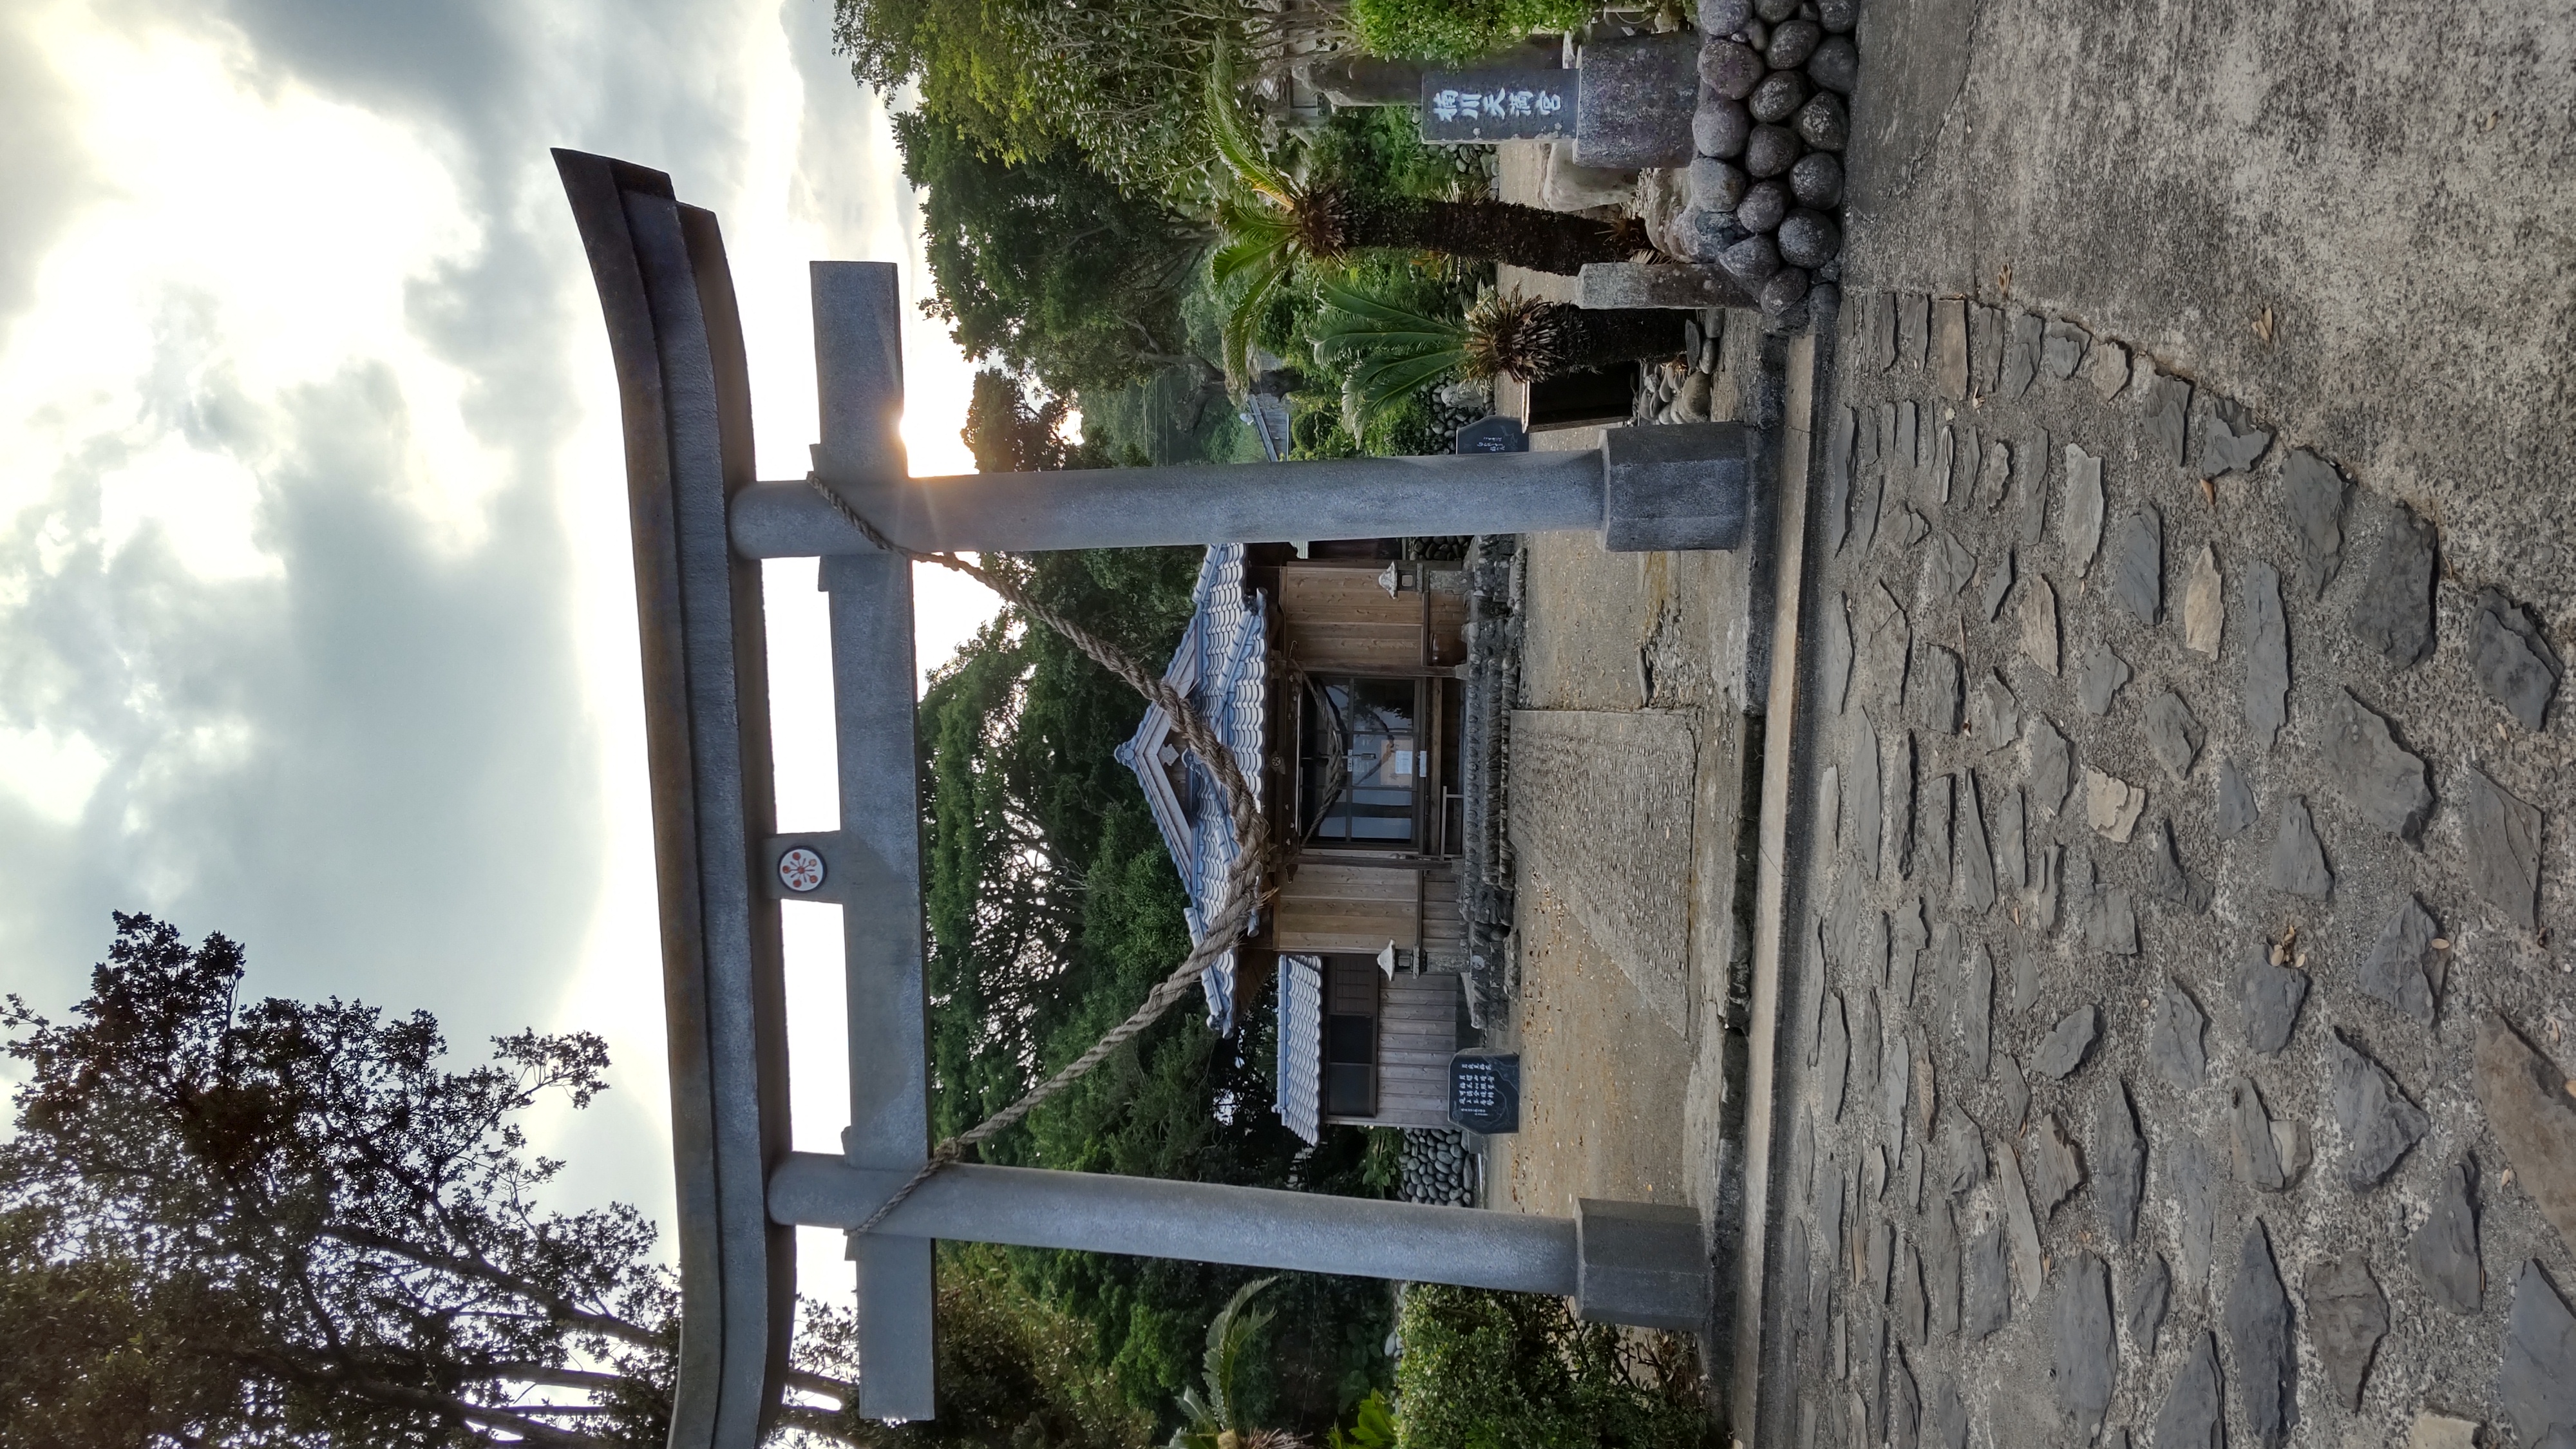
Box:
(0, 914), (1140, 1448)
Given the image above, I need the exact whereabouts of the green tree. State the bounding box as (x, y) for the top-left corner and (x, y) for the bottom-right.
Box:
(1388, 1285), (1712, 1449)
(0, 914), (688, 1446)
(896, 114), (1213, 396)
(963, 369), (1095, 473)
(821, 1248), (1152, 1449)
(1168, 1277), (1295, 1449)
(1349, 0), (1592, 62)
(1206, 70), (1633, 379)
(0, 915), (1137, 1448)
(837, 0), (1343, 203)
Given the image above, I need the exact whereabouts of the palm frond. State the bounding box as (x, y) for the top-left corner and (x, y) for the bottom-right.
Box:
(1311, 283), (1465, 365)
(1168, 1386), (1221, 1449)
(1218, 252), (1294, 390)
(1202, 1275), (1279, 1434)
(1204, 58), (1297, 203)
(1311, 278), (1472, 435)
(1456, 289), (1557, 381)
(1211, 206), (1298, 289)
(1341, 347), (1465, 438)
(1348, 348), (1466, 395)
(1313, 280), (1462, 333)
(1312, 323), (1468, 365)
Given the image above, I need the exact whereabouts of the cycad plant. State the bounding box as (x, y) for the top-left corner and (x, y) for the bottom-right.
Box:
(1311, 278), (1684, 436)
(1208, 67), (1636, 381)
(1169, 1276), (1305, 1449)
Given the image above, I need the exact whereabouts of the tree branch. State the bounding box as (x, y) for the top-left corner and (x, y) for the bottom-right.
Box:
(253, 1345), (614, 1449)
(775, 1401), (872, 1446)
(462, 1363), (643, 1394)
(319, 1224), (664, 1354)
(345, 1379), (612, 1447)
(786, 1367), (860, 1404)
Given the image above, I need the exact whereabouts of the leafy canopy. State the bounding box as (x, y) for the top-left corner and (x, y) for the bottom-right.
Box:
(895, 113), (1208, 396)
(1349, 0), (1592, 62)
(835, 0), (1341, 205)
(1, 914), (684, 1448)
(962, 368), (1097, 474)
(0, 914), (1142, 1448)
(1388, 1285), (1712, 1449)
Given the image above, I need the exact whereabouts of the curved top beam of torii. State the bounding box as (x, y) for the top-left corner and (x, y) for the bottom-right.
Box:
(554, 147), (1740, 1446)
(554, 149), (797, 1447)
(554, 149), (799, 1449)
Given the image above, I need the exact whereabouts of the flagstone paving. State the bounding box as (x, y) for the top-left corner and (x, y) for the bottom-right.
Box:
(1756, 282), (2576, 1448)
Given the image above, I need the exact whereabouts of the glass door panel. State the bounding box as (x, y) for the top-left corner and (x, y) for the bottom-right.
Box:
(1299, 676), (1421, 848)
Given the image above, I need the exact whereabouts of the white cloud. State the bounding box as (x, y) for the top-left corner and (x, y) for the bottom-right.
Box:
(95, 435), (278, 580)
(0, 723), (109, 824)
(0, 7), (504, 559)
(0, 0), (1009, 1299)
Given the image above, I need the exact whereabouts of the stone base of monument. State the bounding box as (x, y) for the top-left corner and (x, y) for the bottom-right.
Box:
(1575, 1198), (1714, 1332)
(1572, 34), (1700, 169)
(1676, 0), (1859, 324)
(1542, 140), (1640, 213)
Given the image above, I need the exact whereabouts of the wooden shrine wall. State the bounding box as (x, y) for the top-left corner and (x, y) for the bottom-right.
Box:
(1274, 860), (1419, 954)
(1337, 970), (1460, 1131)
(1276, 561), (1466, 672)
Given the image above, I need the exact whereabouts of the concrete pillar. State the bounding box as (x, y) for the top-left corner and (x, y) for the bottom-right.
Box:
(772, 1155), (1577, 1296)
(730, 452), (1609, 556)
(769, 1155), (1715, 1329)
(726, 422), (1761, 558)
(817, 552), (936, 1421)
(1296, 53), (1426, 106)
(1603, 421), (1763, 551)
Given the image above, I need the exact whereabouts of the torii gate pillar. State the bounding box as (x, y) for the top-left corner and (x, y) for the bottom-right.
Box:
(556, 149), (1735, 1443)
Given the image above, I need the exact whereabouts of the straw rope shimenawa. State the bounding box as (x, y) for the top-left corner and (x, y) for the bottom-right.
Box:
(805, 477), (1274, 1238)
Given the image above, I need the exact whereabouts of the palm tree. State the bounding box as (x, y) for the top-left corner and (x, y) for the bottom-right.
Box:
(1168, 1276), (1307, 1449)
(1208, 67), (1636, 381)
(1310, 278), (1684, 435)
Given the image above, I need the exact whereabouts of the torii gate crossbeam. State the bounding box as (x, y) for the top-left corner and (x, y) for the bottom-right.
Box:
(555, 149), (1749, 1444)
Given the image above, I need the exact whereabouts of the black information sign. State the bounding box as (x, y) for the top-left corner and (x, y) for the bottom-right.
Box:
(1455, 415), (1529, 454)
(1418, 66), (1574, 144)
(1447, 1051), (1522, 1134)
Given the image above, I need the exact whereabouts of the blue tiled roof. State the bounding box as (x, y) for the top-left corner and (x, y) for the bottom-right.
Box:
(1112, 545), (1268, 1034)
(1274, 954), (1323, 1144)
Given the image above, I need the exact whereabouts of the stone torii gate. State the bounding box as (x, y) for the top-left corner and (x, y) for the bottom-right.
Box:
(554, 149), (1763, 1445)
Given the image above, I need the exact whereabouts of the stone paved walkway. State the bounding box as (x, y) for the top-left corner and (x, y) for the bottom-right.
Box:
(1753, 287), (2576, 1449)
(1486, 516), (1763, 1236)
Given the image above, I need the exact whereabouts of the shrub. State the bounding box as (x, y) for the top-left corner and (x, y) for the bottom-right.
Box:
(1389, 1285), (1714, 1449)
(1350, 0), (1595, 64)
(1301, 105), (1492, 205)
(846, 1249), (1152, 1448)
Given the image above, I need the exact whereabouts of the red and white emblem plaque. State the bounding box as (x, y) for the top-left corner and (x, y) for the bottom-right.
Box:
(778, 846), (827, 893)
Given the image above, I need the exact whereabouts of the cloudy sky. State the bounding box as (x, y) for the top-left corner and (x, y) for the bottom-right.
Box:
(0, 0), (1000, 1275)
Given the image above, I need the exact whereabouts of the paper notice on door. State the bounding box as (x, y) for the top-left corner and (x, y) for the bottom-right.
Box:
(1392, 749), (1415, 779)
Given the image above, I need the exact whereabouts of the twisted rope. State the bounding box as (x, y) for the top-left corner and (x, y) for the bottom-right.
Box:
(806, 478), (1273, 1236)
